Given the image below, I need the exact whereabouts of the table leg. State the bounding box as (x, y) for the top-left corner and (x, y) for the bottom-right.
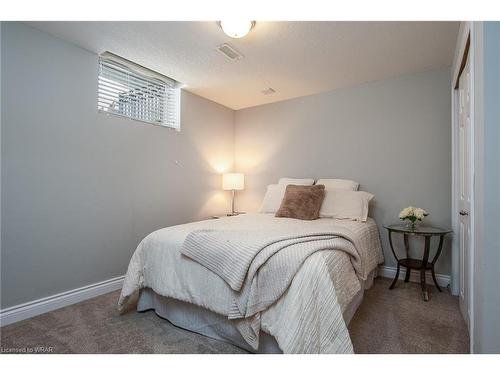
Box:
(421, 268), (429, 301)
(390, 262), (400, 290)
(421, 236), (431, 301)
(405, 267), (411, 282)
(388, 230), (400, 290)
(430, 235), (445, 292)
(431, 266), (442, 292)
(404, 234), (411, 282)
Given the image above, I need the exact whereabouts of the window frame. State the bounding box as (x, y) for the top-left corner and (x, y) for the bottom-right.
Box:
(97, 52), (181, 130)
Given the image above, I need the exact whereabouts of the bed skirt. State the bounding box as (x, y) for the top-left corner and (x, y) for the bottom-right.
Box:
(136, 270), (375, 353)
(137, 289), (282, 353)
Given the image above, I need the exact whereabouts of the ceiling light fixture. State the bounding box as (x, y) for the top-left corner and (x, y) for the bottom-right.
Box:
(218, 21), (255, 39)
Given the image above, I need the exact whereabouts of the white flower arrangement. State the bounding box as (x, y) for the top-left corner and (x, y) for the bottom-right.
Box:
(399, 206), (428, 228)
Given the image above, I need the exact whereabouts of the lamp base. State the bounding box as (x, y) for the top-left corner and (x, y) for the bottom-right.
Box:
(226, 212), (244, 216)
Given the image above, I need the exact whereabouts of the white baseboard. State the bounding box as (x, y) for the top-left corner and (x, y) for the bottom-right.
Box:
(0, 275), (124, 327)
(377, 265), (450, 289)
(0, 267), (450, 327)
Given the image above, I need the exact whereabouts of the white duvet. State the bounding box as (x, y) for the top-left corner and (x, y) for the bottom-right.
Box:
(118, 213), (383, 354)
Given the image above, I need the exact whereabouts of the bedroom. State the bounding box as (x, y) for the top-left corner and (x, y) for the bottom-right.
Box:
(1, 0), (499, 372)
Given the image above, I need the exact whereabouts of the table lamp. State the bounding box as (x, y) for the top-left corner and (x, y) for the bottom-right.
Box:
(222, 173), (244, 216)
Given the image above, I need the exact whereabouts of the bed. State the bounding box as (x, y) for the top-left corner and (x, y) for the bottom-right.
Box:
(118, 213), (384, 354)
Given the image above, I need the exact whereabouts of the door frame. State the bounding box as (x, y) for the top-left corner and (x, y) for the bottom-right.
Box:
(451, 21), (484, 354)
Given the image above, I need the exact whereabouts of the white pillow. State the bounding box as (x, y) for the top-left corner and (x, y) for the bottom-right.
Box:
(316, 178), (359, 191)
(260, 184), (287, 213)
(319, 190), (374, 222)
(278, 177), (315, 186)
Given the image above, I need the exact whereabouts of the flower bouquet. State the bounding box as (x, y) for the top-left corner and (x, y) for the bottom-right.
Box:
(399, 206), (428, 230)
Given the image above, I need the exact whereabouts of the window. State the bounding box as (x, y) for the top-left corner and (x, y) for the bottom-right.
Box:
(98, 52), (180, 129)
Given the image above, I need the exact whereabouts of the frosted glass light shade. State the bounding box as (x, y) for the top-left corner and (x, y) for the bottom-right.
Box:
(223, 173), (244, 190)
(219, 21), (254, 38)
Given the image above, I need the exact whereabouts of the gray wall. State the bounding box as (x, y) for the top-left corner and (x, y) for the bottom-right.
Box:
(1, 22), (234, 308)
(474, 22), (500, 354)
(234, 68), (452, 274)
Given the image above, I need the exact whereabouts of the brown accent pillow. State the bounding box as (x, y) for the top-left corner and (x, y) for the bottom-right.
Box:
(275, 184), (326, 220)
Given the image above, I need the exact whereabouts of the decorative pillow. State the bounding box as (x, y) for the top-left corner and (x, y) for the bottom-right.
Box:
(319, 189), (374, 222)
(316, 178), (359, 191)
(260, 184), (287, 213)
(278, 177), (315, 186)
(275, 185), (326, 220)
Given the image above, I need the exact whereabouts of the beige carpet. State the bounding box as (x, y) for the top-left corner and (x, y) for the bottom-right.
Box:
(0, 277), (469, 354)
(349, 278), (469, 353)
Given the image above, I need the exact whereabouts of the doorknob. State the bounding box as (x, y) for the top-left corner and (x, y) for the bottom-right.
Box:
(459, 210), (469, 216)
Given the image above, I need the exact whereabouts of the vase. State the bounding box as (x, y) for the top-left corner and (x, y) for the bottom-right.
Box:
(405, 220), (417, 231)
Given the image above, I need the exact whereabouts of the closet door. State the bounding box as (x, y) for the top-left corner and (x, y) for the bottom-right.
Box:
(458, 54), (471, 328)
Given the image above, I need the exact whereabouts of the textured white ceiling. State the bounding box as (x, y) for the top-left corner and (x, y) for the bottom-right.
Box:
(27, 21), (459, 110)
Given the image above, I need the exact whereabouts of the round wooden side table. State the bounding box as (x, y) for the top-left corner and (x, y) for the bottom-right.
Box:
(383, 224), (452, 301)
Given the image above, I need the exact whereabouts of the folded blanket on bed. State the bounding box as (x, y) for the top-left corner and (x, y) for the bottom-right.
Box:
(180, 227), (363, 350)
(181, 230), (348, 290)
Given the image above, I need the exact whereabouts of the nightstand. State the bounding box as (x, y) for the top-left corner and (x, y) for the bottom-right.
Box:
(384, 224), (452, 301)
(210, 212), (245, 219)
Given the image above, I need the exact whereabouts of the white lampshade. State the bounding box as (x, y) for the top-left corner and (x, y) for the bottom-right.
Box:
(222, 173), (244, 191)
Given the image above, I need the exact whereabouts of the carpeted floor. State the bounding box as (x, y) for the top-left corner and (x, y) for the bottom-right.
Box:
(349, 278), (469, 353)
(0, 277), (469, 354)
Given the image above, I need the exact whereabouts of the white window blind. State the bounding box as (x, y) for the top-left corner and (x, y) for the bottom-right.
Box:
(98, 52), (180, 129)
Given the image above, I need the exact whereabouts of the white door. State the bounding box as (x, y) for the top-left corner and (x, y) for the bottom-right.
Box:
(458, 55), (471, 328)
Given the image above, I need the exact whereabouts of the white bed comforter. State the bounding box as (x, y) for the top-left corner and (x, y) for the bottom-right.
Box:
(118, 213), (383, 354)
